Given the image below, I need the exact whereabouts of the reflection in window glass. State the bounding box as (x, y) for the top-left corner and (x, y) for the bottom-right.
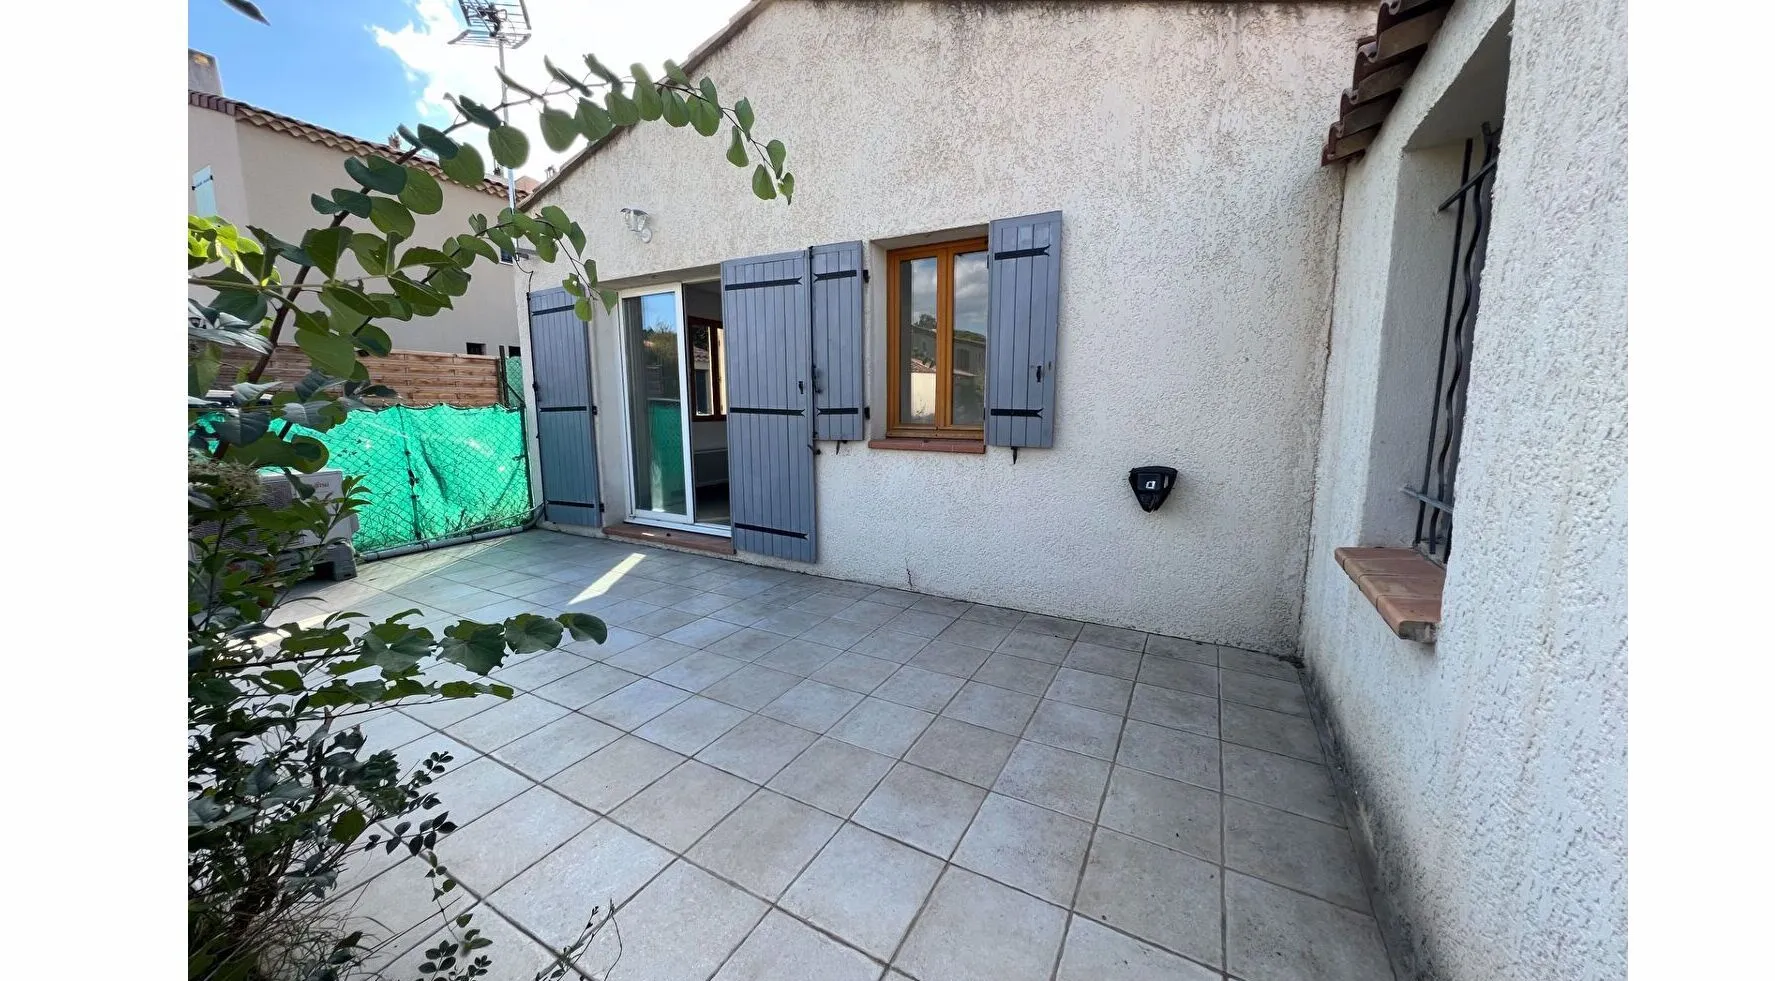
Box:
(951, 250), (988, 427)
(898, 256), (938, 426)
(623, 292), (688, 516)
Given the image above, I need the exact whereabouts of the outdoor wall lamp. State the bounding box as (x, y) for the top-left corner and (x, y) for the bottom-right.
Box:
(1129, 466), (1178, 513)
(621, 207), (653, 244)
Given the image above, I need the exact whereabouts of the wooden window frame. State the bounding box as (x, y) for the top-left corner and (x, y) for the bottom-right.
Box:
(886, 236), (989, 439)
(687, 315), (726, 421)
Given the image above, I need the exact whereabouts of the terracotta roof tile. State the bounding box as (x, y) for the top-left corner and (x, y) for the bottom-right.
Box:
(189, 89), (522, 200)
(1320, 0), (1454, 166)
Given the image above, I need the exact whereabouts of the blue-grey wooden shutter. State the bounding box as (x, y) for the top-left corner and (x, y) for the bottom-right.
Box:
(526, 287), (602, 528)
(721, 251), (816, 561)
(810, 241), (865, 441)
(985, 211), (1062, 449)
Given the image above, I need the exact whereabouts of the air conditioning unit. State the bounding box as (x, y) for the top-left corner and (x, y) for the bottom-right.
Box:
(191, 469), (360, 581)
(259, 469), (359, 580)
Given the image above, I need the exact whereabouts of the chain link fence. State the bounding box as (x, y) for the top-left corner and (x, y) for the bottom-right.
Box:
(289, 403), (531, 552)
(196, 361), (534, 554)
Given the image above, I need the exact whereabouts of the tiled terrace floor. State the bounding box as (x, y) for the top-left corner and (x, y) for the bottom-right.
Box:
(293, 531), (1393, 981)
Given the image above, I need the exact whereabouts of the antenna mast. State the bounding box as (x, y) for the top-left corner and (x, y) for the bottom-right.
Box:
(448, 1), (533, 214)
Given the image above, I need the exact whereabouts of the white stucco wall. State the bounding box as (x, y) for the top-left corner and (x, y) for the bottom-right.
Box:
(1299, 0), (1627, 977)
(188, 108), (523, 355)
(530, 0), (1372, 654)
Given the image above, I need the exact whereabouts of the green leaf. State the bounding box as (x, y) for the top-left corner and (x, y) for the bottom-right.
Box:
(566, 221), (586, 254)
(531, 235), (557, 263)
(576, 99), (614, 141)
(191, 343), (221, 398)
(330, 188), (373, 218)
(332, 808), (368, 845)
(278, 399), (345, 429)
(398, 168), (444, 215)
(398, 246), (455, 269)
(488, 125), (529, 169)
(605, 90), (640, 127)
(778, 172), (795, 204)
(539, 108), (578, 153)
(391, 275), (450, 312)
(726, 126), (748, 168)
(660, 88), (690, 128)
(430, 265), (471, 298)
(457, 235), (499, 264)
(663, 59), (691, 87)
(302, 226), (349, 278)
(439, 143), (486, 186)
(369, 196), (415, 238)
(538, 205), (572, 235)
(295, 326), (357, 378)
(232, 433), (330, 472)
(345, 156), (407, 194)
(322, 282), (379, 317)
(597, 288), (618, 312)
(573, 297), (592, 321)
(689, 96), (720, 137)
(734, 97), (755, 133)
(583, 54), (622, 92)
(455, 96), (503, 129)
(556, 613), (608, 644)
(699, 77), (719, 107)
(494, 67), (538, 99)
(544, 55), (590, 95)
(503, 614), (565, 654)
(354, 323), (393, 356)
(437, 621), (507, 674)
(310, 193), (341, 215)
(348, 232), (388, 276)
(767, 139), (787, 176)
(751, 164), (778, 201)
(416, 124), (458, 159)
(630, 65), (661, 120)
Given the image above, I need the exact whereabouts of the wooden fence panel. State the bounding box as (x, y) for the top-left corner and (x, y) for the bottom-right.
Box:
(216, 349), (504, 406)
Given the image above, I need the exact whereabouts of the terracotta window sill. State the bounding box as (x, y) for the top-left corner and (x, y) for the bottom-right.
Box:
(1334, 546), (1444, 644)
(868, 437), (986, 455)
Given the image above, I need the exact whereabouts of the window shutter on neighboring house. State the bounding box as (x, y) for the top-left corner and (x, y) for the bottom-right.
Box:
(985, 211), (1062, 449)
(721, 250), (817, 562)
(527, 286), (602, 528)
(810, 241), (866, 441)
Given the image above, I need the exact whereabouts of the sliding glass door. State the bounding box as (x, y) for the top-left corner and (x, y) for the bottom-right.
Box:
(618, 285), (730, 534)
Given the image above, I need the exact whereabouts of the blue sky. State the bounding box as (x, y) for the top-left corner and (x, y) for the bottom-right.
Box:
(188, 0), (750, 173)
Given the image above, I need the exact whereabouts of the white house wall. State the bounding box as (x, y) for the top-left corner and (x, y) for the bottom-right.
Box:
(193, 116), (524, 355)
(530, 0), (1371, 654)
(1300, 0), (1627, 977)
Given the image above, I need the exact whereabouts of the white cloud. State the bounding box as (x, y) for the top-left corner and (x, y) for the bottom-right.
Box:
(369, 0), (750, 181)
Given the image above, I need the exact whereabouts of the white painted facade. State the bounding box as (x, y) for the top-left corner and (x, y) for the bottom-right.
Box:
(522, 3), (1628, 976)
(188, 88), (523, 356)
(1298, 1), (1628, 979)
(526, 0), (1372, 655)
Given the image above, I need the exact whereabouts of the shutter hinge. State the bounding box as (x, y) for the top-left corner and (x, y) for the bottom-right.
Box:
(862, 268), (870, 283)
(863, 406), (871, 420)
(591, 404), (598, 416)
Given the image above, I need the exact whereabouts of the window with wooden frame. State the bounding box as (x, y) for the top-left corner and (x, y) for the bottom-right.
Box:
(688, 316), (727, 420)
(887, 237), (990, 439)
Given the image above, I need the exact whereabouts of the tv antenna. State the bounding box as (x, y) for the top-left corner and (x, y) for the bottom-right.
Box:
(448, 1), (533, 213)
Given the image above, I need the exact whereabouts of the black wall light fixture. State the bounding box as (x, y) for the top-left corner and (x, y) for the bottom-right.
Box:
(1129, 466), (1178, 513)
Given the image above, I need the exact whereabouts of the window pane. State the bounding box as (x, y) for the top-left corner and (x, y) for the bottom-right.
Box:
(624, 292), (687, 516)
(951, 250), (988, 427)
(898, 256), (938, 426)
(690, 323), (714, 416)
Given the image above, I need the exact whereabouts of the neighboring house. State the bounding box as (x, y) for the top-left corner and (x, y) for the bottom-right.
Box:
(187, 49), (528, 358)
(517, 2), (1626, 979)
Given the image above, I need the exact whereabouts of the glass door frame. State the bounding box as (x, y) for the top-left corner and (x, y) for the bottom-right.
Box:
(615, 282), (732, 537)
